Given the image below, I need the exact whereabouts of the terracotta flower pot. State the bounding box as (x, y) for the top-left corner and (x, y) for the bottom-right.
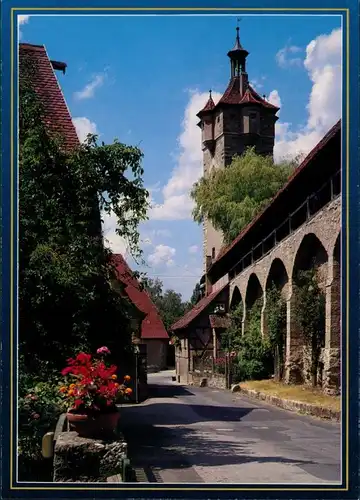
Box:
(67, 408), (120, 438)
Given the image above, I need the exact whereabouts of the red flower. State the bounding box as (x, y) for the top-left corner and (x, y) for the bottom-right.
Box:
(76, 352), (92, 364)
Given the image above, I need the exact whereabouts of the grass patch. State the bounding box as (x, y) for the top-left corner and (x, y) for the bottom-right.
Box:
(240, 380), (340, 412)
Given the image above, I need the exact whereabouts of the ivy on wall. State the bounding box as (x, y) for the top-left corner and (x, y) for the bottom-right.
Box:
(294, 268), (326, 387)
(266, 285), (287, 380)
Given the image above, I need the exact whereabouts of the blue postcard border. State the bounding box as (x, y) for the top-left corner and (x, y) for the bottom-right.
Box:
(1, 1), (359, 499)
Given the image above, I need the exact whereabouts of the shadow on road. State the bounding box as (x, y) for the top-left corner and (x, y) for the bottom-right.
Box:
(148, 383), (195, 398)
(120, 382), (322, 479)
(121, 419), (320, 475)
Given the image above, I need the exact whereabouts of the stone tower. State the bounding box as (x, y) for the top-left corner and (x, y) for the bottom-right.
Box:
(197, 26), (279, 277)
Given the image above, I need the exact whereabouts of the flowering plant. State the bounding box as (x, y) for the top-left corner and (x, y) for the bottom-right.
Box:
(59, 347), (132, 414)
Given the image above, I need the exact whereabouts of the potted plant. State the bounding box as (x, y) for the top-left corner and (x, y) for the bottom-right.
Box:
(59, 346), (132, 438)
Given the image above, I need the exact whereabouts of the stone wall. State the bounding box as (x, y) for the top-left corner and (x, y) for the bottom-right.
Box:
(189, 371), (226, 390)
(227, 197), (341, 394)
(53, 431), (128, 482)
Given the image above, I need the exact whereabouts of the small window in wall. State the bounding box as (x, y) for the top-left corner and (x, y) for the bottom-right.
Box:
(212, 247), (216, 259)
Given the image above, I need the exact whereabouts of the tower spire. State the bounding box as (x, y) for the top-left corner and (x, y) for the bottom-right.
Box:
(227, 22), (249, 78)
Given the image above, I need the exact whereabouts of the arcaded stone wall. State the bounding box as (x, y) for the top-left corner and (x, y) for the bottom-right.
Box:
(227, 196), (341, 394)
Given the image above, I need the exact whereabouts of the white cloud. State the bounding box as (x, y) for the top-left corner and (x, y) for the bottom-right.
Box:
(74, 73), (106, 100)
(189, 245), (199, 254)
(149, 90), (222, 221)
(102, 209), (129, 257)
(274, 28), (341, 162)
(148, 244), (176, 268)
(250, 78), (264, 90)
(268, 90), (281, 109)
(18, 15), (30, 40)
(276, 44), (302, 68)
(18, 15), (30, 25)
(72, 117), (98, 143)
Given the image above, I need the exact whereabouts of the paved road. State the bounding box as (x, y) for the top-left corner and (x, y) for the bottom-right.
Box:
(119, 370), (341, 484)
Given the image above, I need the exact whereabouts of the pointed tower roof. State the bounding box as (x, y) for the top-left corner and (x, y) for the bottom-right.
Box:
(217, 82), (279, 111)
(227, 26), (249, 60)
(196, 90), (216, 118)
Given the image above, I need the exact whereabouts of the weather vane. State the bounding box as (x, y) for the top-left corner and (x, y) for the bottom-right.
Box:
(237, 17), (242, 28)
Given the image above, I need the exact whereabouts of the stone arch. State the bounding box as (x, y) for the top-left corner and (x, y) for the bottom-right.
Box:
(292, 233), (328, 286)
(244, 273), (264, 336)
(230, 286), (242, 311)
(265, 258), (289, 380)
(291, 233), (328, 387)
(245, 273), (263, 309)
(266, 258), (289, 297)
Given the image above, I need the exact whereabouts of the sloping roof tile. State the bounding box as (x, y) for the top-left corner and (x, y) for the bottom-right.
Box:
(111, 254), (168, 340)
(19, 43), (79, 151)
(171, 283), (228, 331)
(197, 94), (216, 117)
(217, 79), (279, 110)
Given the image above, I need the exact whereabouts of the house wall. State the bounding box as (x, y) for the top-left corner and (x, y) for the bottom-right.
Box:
(142, 339), (167, 373)
(175, 287), (229, 384)
(175, 337), (190, 384)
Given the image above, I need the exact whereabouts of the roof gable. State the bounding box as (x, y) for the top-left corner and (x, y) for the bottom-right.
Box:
(111, 254), (168, 340)
(171, 283), (229, 331)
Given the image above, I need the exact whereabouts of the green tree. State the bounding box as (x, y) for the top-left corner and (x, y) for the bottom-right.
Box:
(19, 54), (149, 375)
(191, 148), (296, 244)
(189, 282), (202, 305)
(144, 278), (188, 331)
(220, 303), (243, 352)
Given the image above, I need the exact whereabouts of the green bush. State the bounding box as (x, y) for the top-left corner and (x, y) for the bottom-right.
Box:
(18, 373), (66, 481)
(232, 299), (273, 382)
(266, 285), (287, 379)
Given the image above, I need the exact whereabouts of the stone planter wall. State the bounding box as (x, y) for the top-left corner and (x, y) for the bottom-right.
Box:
(52, 415), (128, 482)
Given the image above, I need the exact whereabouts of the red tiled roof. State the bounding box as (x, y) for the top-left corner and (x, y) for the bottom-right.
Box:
(19, 43), (79, 151)
(111, 254), (168, 340)
(217, 79), (279, 110)
(210, 119), (341, 268)
(197, 94), (216, 117)
(171, 283), (229, 331)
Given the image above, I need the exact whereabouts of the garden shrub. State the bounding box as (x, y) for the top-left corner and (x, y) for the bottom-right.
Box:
(266, 285), (287, 380)
(294, 268), (326, 386)
(233, 299), (273, 382)
(18, 374), (66, 481)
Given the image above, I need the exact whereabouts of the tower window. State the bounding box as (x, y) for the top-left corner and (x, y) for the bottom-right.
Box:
(212, 247), (216, 259)
(217, 116), (220, 123)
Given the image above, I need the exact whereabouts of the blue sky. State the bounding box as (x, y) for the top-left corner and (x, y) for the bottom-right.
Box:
(19, 14), (342, 300)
